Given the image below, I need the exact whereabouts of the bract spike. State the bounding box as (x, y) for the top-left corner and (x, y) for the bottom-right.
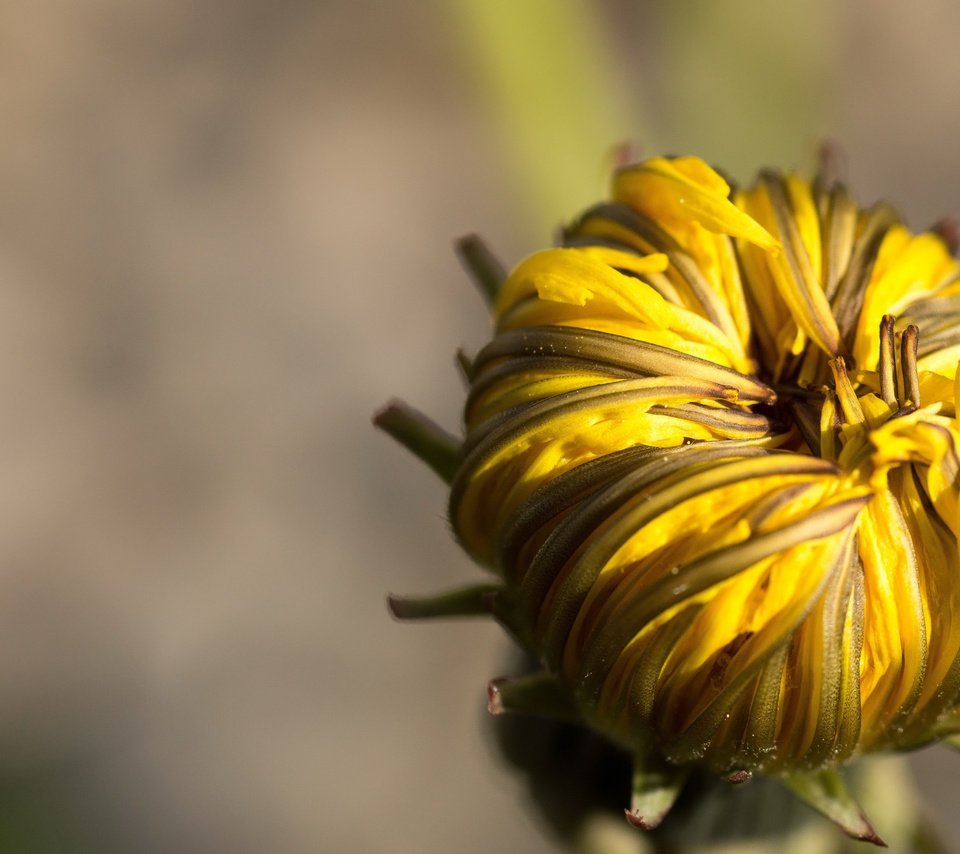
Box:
(387, 584), (501, 621)
(782, 769), (886, 846)
(373, 400), (460, 483)
(624, 753), (689, 831)
(455, 234), (506, 305)
(486, 673), (578, 721)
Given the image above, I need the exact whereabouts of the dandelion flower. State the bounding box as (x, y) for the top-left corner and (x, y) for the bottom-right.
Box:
(376, 153), (960, 845)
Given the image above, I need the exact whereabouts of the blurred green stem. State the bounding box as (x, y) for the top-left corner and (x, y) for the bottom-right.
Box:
(447, 0), (645, 239)
(660, 0), (838, 179)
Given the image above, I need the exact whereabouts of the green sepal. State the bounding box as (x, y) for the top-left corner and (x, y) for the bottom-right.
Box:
(942, 733), (960, 752)
(482, 589), (537, 654)
(486, 672), (579, 722)
(624, 751), (689, 830)
(455, 234), (506, 305)
(373, 400), (461, 483)
(454, 348), (475, 384)
(781, 768), (886, 846)
(387, 583), (501, 620)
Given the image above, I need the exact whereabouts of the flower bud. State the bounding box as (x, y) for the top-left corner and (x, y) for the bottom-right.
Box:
(378, 155), (960, 844)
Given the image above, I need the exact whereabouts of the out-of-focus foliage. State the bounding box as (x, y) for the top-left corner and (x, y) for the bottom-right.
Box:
(449, 0), (836, 236)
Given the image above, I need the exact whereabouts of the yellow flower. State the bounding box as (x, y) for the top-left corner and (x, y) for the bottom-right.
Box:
(377, 155), (960, 844)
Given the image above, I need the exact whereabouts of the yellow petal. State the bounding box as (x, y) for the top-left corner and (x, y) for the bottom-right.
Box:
(613, 156), (779, 251)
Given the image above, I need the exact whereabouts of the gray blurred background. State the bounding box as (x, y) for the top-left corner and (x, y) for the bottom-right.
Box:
(0, 0), (957, 851)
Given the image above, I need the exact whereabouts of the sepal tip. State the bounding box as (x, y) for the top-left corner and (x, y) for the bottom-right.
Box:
(624, 753), (688, 832)
(373, 400), (460, 483)
(783, 768), (887, 847)
(386, 584), (501, 621)
(455, 234), (506, 305)
(485, 673), (578, 721)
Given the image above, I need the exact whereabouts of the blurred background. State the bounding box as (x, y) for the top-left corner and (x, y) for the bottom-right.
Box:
(0, 0), (958, 851)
